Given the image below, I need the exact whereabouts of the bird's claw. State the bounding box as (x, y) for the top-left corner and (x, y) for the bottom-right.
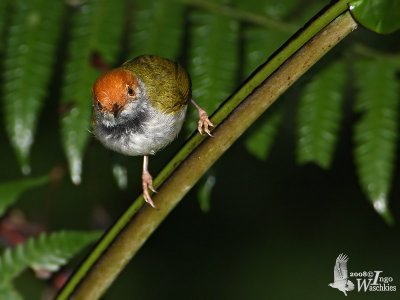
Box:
(149, 185), (157, 193)
(197, 111), (214, 137)
(142, 170), (157, 208)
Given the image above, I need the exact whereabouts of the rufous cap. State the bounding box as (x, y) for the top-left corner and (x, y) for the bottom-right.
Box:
(92, 68), (137, 112)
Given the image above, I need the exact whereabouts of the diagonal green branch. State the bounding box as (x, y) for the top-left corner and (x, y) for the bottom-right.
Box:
(57, 2), (356, 299)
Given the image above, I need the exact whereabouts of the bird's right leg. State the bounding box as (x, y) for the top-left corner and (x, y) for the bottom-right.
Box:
(190, 99), (214, 136)
(142, 155), (157, 208)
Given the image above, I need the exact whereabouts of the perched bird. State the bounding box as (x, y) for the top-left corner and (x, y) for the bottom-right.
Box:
(92, 55), (213, 207)
(329, 253), (355, 296)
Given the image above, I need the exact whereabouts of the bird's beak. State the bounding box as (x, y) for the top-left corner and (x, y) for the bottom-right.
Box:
(111, 103), (122, 118)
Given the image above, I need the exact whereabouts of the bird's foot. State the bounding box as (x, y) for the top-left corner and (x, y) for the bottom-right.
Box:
(142, 170), (157, 208)
(191, 99), (214, 136)
(197, 109), (214, 136)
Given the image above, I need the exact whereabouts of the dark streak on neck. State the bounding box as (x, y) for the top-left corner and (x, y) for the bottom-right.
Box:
(98, 110), (148, 138)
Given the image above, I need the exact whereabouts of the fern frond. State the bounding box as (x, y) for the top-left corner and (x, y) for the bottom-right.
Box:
(197, 172), (216, 213)
(242, 28), (290, 78)
(239, 0), (292, 161)
(129, 0), (184, 59)
(186, 4), (239, 132)
(244, 109), (282, 161)
(239, 0), (294, 161)
(297, 60), (347, 169)
(60, 0), (125, 184)
(0, 175), (48, 218)
(353, 59), (399, 223)
(2, 0), (65, 174)
(0, 231), (102, 284)
(235, 0), (299, 20)
(0, 284), (22, 300)
(241, 31), (288, 161)
(112, 163), (128, 190)
(0, 0), (9, 50)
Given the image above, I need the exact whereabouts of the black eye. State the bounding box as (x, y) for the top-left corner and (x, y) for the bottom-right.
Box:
(127, 86), (135, 97)
(96, 100), (103, 110)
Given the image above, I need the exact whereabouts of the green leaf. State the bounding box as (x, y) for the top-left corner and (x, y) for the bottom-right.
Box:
(129, 0), (184, 59)
(240, 0), (293, 161)
(0, 175), (49, 218)
(244, 109), (282, 161)
(297, 60), (347, 169)
(353, 59), (399, 223)
(0, 0), (10, 51)
(350, 0), (400, 34)
(296, 1), (326, 25)
(187, 4), (239, 132)
(0, 230), (102, 284)
(61, 0), (125, 184)
(235, 0), (299, 19)
(112, 163), (128, 190)
(2, 0), (65, 174)
(0, 284), (22, 300)
(197, 172), (216, 213)
(239, 0), (296, 77)
(243, 28), (290, 79)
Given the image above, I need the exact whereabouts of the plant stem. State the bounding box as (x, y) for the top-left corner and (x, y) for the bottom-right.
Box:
(352, 43), (400, 66)
(56, 2), (356, 299)
(178, 0), (298, 33)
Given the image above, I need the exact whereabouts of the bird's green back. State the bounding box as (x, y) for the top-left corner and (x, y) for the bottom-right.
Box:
(122, 55), (191, 114)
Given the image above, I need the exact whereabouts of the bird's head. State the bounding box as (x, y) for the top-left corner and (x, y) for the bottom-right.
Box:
(92, 68), (143, 127)
(92, 55), (191, 130)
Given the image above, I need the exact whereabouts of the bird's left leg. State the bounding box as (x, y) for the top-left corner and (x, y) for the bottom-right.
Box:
(142, 155), (157, 208)
(190, 99), (214, 136)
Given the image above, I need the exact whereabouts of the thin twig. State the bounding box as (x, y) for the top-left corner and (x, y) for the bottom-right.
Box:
(179, 0), (298, 33)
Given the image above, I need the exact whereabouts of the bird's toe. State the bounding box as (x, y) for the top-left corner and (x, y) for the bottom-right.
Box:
(142, 171), (157, 208)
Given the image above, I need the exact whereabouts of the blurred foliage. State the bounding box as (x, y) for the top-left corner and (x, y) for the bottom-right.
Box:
(187, 0), (239, 133)
(197, 172), (216, 213)
(129, 0), (184, 59)
(350, 0), (400, 34)
(0, 175), (48, 216)
(0, 0), (399, 298)
(0, 231), (101, 298)
(60, 0), (125, 185)
(0, 284), (22, 300)
(353, 59), (399, 224)
(297, 61), (347, 169)
(245, 108), (282, 161)
(3, 0), (65, 174)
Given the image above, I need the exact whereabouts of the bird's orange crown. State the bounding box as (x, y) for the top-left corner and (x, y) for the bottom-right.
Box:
(92, 69), (137, 112)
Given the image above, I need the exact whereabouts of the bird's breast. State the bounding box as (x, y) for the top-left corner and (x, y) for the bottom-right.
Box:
(94, 104), (187, 156)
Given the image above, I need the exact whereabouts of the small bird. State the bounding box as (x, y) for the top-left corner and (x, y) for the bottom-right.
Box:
(329, 253), (355, 296)
(92, 55), (214, 207)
